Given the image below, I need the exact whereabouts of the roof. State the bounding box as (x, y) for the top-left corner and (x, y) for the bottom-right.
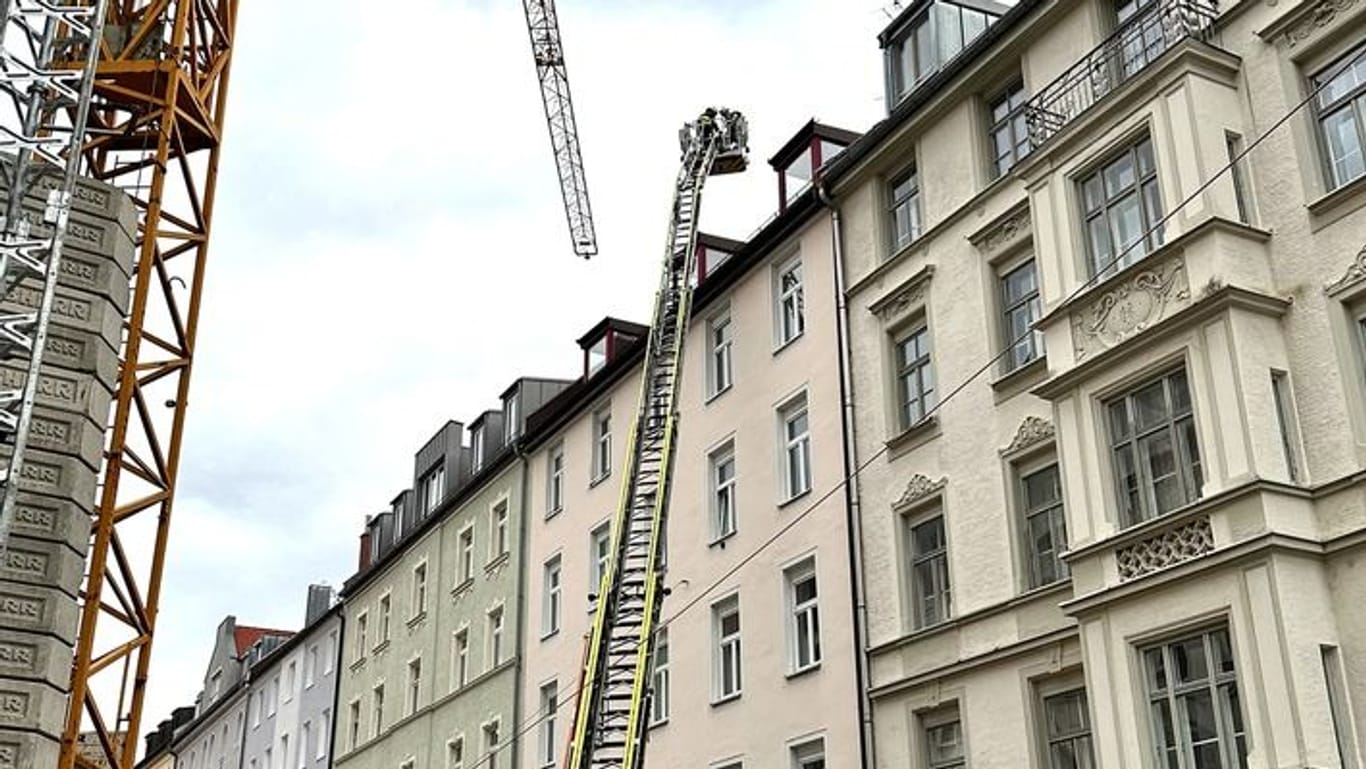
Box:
(576, 317), (650, 348)
(878, 0), (1015, 46)
(233, 625), (291, 658)
(768, 119), (863, 171)
(246, 601), (342, 678)
(522, 332), (649, 454)
(698, 232), (746, 254)
(693, 185), (824, 316)
(499, 375), (575, 400)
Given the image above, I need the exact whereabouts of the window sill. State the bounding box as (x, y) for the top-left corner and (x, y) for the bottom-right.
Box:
(708, 531), (737, 549)
(545, 506), (563, 521)
(372, 640), (391, 655)
(589, 472), (611, 489)
(406, 611), (427, 629)
(989, 355), (1047, 402)
(885, 416), (940, 458)
(451, 578), (474, 597)
(1306, 171), (1366, 225)
(648, 718), (668, 730)
(777, 488), (812, 510)
(704, 384), (733, 406)
(785, 662), (821, 680)
(709, 692), (742, 708)
(484, 552), (510, 574)
(772, 331), (805, 357)
(349, 658), (366, 672)
(540, 627), (560, 642)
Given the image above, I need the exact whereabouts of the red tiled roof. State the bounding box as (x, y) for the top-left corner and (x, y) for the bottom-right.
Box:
(233, 625), (292, 657)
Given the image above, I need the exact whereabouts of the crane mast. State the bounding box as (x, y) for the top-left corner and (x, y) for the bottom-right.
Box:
(523, 0), (597, 258)
(566, 107), (748, 769)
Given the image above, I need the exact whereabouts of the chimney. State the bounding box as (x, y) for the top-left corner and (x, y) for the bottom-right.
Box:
(305, 583), (335, 626)
(358, 515), (373, 571)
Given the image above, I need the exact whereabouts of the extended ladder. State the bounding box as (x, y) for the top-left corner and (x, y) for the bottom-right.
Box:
(565, 107), (748, 769)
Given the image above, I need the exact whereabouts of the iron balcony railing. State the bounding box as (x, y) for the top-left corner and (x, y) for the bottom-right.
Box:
(1025, 0), (1219, 147)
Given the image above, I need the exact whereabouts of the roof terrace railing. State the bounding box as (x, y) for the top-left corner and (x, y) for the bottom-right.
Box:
(1025, 0), (1218, 147)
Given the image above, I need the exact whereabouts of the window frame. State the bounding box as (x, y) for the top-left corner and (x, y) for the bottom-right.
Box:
(590, 522), (612, 603)
(412, 561), (428, 619)
(457, 524), (475, 587)
(789, 737), (826, 769)
(547, 442), (565, 517)
(774, 254), (806, 348)
(1018, 460), (1069, 589)
(1105, 366), (1203, 527)
(471, 424), (485, 474)
(1310, 41), (1366, 192)
(710, 441), (738, 542)
(888, 165), (923, 254)
(1078, 134), (1164, 278)
(538, 681), (559, 768)
(592, 406), (613, 482)
(712, 595), (743, 702)
(377, 593), (391, 645)
(1036, 684), (1095, 769)
(779, 393), (813, 501)
(347, 699), (361, 750)
(406, 656), (422, 716)
(447, 736), (465, 769)
(371, 683), (384, 738)
(452, 628), (470, 690)
(489, 501), (510, 562)
(1140, 625), (1248, 769)
(785, 558), (822, 674)
(708, 310), (735, 398)
(907, 512), (952, 629)
(487, 605), (505, 668)
(998, 256), (1043, 373)
(542, 555), (563, 638)
(893, 323), (936, 430)
(482, 720), (502, 769)
(504, 393), (520, 443)
(988, 79), (1031, 177)
(650, 628), (670, 725)
(920, 707), (966, 769)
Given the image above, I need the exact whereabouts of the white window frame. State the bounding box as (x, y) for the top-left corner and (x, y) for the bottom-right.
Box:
(538, 681), (559, 767)
(325, 630), (336, 674)
(452, 628), (470, 690)
(472, 424), (486, 473)
(547, 442), (565, 517)
(785, 558), (822, 673)
(305, 645), (317, 689)
(543, 555), (563, 637)
(789, 737), (826, 769)
(347, 699), (361, 750)
(457, 524), (475, 587)
(650, 629), (670, 725)
(505, 393), (520, 443)
(710, 442), (737, 541)
(378, 593), (392, 644)
(371, 683), (384, 737)
(708, 311), (734, 397)
(268, 677), (279, 716)
(712, 595), (742, 702)
(775, 255), (806, 347)
(488, 605), (506, 667)
(592, 406), (613, 482)
(483, 720), (502, 769)
(590, 523), (612, 602)
(447, 735), (465, 769)
(412, 561), (428, 618)
(299, 721), (310, 769)
(489, 501), (509, 561)
(406, 656), (422, 716)
(284, 661), (296, 702)
(779, 393), (812, 501)
(317, 709), (330, 760)
(889, 166), (922, 253)
(423, 465), (446, 514)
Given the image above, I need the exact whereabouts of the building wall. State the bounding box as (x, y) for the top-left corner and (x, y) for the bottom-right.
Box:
(175, 691), (247, 769)
(836, 0), (1366, 767)
(335, 460), (524, 769)
(241, 612), (342, 769)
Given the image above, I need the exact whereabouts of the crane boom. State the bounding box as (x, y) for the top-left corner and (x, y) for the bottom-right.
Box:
(566, 107), (748, 769)
(523, 0), (598, 258)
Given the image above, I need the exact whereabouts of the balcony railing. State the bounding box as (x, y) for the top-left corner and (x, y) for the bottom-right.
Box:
(1024, 0), (1218, 147)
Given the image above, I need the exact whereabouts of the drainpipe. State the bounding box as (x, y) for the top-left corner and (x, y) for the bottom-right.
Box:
(511, 444), (531, 769)
(326, 610), (345, 769)
(817, 178), (876, 769)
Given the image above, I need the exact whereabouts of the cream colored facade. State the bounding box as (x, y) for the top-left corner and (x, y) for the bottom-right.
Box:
(833, 0), (1366, 767)
(520, 204), (863, 769)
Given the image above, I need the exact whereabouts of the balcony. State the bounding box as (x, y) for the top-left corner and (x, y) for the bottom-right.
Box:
(1024, 0), (1219, 147)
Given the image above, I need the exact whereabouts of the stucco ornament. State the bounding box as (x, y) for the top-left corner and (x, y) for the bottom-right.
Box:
(1280, 0), (1358, 46)
(1325, 243), (1366, 296)
(893, 474), (947, 510)
(979, 207), (1032, 254)
(1072, 256), (1190, 360)
(1116, 516), (1214, 581)
(877, 282), (930, 321)
(1002, 416), (1055, 455)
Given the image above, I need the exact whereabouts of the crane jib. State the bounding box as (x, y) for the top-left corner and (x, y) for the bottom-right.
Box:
(565, 107), (748, 769)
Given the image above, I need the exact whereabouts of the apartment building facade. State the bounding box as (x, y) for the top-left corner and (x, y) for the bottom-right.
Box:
(335, 379), (567, 769)
(825, 0), (1366, 767)
(241, 586), (342, 769)
(518, 123), (867, 769)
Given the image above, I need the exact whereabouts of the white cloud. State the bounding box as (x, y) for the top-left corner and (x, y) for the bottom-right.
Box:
(143, 0), (888, 737)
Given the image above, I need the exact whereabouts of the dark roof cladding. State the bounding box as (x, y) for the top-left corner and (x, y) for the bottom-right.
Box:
(521, 333), (648, 453)
(878, 0), (1016, 46)
(576, 317), (649, 348)
(768, 119), (863, 171)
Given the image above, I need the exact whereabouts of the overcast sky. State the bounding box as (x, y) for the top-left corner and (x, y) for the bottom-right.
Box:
(144, 0), (893, 736)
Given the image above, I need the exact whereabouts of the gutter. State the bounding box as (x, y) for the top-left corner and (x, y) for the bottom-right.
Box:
(816, 179), (875, 769)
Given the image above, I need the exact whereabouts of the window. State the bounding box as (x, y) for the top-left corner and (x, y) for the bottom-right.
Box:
(472, 425), (486, 473)
(650, 629), (670, 724)
(713, 597), (742, 700)
(422, 465), (446, 514)
(400, 760), (415, 769)
(505, 393), (520, 442)
(378, 594), (392, 643)
(1270, 371), (1301, 483)
(989, 81), (1031, 176)
(268, 677), (279, 716)
(318, 710), (330, 760)
(710, 444), (737, 540)
(543, 556), (562, 636)
(264, 748), (271, 769)
(285, 661), (296, 701)
(488, 607), (505, 667)
(251, 690), (261, 727)
(1021, 463), (1068, 588)
(1000, 259), (1042, 372)
(592, 407), (612, 481)
(1225, 132), (1250, 223)
(709, 313), (734, 396)
(1322, 645), (1361, 768)
(590, 523), (612, 597)
(280, 735), (289, 769)
(786, 559), (821, 672)
(458, 525), (475, 585)
(547, 443), (565, 515)
(347, 700), (361, 749)
(791, 739), (826, 769)
(211, 669), (222, 698)
(1143, 627), (1248, 769)
(1107, 368), (1202, 526)
(1081, 136), (1163, 276)
(889, 168), (922, 252)
(300, 722), (311, 769)
(780, 395), (812, 499)
(538, 682), (559, 767)
(909, 515), (951, 628)
(483, 722), (501, 769)
(447, 737), (465, 769)
(413, 562), (428, 616)
(372, 684), (384, 737)
(776, 257), (806, 346)
(490, 502), (509, 560)
(305, 645), (317, 689)
(325, 631), (336, 674)
(1041, 688), (1094, 769)
(1313, 42), (1366, 190)
(895, 326), (935, 429)
(886, 4), (993, 101)
(405, 657), (422, 715)
(453, 629), (470, 690)
(923, 714), (965, 769)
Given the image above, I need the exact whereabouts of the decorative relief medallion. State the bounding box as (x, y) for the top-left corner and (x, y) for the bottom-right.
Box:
(1072, 257), (1190, 361)
(892, 474), (947, 511)
(1001, 416), (1055, 456)
(1325, 243), (1366, 296)
(1116, 516), (1214, 581)
(1280, 0), (1358, 45)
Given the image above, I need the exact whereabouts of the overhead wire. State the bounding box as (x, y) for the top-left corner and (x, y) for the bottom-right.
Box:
(425, 37), (1353, 769)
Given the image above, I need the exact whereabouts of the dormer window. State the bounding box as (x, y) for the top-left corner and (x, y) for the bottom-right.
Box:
(769, 121), (860, 213)
(696, 233), (746, 283)
(577, 318), (649, 379)
(422, 465), (445, 513)
(504, 393), (520, 442)
(471, 424), (485, 473)
(587, 337), (608, 377)
(881, 0), (1004, 109)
